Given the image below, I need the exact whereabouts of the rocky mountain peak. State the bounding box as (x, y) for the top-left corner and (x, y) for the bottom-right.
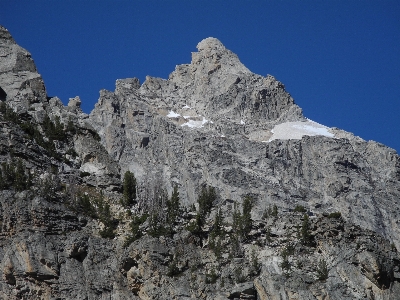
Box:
(197, 37), (225, 51)
(0, 25), (47, 114)
(0, 25), (15, 44)
(190, 37), (251, 77)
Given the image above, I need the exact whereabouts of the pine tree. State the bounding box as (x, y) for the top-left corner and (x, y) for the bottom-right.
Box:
(242, 196), (253, 237)
(14, 159), (28, 191)
(122, 171), (136, 207)
(301, 214), (312, 245)
(99, 203), (115, 239)
(213, 209), (223, 236)
(198, 186), (216, 217)
(167, 185), (180, 228)
(232, 201), (242, 234)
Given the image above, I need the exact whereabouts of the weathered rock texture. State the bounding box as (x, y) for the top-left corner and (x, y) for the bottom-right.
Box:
(0, 26), (400, 299)
(89, 36), (400, 249)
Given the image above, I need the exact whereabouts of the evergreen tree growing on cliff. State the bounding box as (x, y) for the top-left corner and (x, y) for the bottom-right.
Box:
(122, 171), (136, 207)
(187, 186), (216, 235)
(301, 214), (312, 245)
(241, 196), (254, 237)
(166, 185), (180, 230)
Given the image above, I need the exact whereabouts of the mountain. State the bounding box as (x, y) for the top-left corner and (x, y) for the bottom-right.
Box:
(0, 25), (400, 299)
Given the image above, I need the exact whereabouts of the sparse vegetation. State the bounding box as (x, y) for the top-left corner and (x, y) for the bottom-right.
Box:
(294, 205), (306, 213)
(124, 214), (148, 247)
(328, 212), (341, 219)
(206, 268), (218, 284)
(263, 204), (278, 220)
(316, 259), (328, 281)
(250, 247), (261, 276)
(232, 196), (254, 242)
(0, 159), (32, 191)
(301, 214), (312, 245)
(187, 186), (216, 236)
(280, 244), (295, 275)
(166, 185), (181, 232)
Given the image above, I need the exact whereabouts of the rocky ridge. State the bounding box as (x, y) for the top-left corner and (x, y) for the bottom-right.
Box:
(0, 25), (399, 299)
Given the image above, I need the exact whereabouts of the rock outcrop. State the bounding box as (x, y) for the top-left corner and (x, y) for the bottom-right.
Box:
(0, 25), (400, 299)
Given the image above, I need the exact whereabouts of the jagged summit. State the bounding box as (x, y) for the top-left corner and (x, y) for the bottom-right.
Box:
(0, 25), (15, 44)
(134, 37), (305, 141)
(0, 25), (46, 114)
(191, 37), (251, 76)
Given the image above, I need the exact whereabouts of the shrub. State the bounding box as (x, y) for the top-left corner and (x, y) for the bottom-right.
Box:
(0, 102), (19, 124)
(209, 235), (223, 259)
(98, 200), (115, 239)
(280, 245), (294, 274)
(206, 268), (218, 284)
(0, 159), (32, 191)
(123, 214), (148, 247)
(271, 204), (278, 217)
(80, 171), (91, 177)
(233, 265), (246, 283)
(38, 174), (61, 201)
(294, 205), (306, 213)
(250, 248), (260, 276)
(316, 259), (328, 281)
(167, 257), (181, 277)
(66, 148), (78, 158)
(265, 226), (272, 243)
(328, 212), (341, 219)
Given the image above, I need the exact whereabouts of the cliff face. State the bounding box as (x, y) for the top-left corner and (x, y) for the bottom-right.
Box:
(89, 36), (400, 248)
(0, 25), (400, 299)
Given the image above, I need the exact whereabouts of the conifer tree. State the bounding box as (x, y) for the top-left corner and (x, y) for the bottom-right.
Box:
(242, 196), (254, 237)
(122, 171), (136, 207)
(167, 185), (180, 227)
(301, 214), (312, 245)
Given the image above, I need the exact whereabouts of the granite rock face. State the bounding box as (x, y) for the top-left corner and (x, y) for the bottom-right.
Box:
(89, 37), (400, 250)
(0, 25), (47, 114)
(0, 26), (400, 299)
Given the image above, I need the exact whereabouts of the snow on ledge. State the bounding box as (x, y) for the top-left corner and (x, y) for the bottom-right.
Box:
(181, 117), (210, 128)
(167, 110), (181, 118)
(266, 119), (334, 142)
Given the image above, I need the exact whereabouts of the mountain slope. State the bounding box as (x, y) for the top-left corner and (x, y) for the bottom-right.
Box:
(0, 25), (400, 299)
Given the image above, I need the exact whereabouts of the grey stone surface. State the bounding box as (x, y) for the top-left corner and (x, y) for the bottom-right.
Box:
(0, 25), (400, 299)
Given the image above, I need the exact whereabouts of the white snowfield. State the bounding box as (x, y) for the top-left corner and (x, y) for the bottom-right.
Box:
(267, 119), (334, 142)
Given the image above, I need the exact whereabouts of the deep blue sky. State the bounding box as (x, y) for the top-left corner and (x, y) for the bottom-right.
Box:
(2, 1), (400, 152)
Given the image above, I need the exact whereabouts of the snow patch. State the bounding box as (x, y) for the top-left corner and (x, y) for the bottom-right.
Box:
(182, 105), (191, 109)
(267, 119), (334, 142)
(181, 117), (210, 128)
(167, 110), (181, 118)
(240, 119), (245, 125)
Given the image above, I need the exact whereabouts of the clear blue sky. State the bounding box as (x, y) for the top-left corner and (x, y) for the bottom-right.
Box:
(2, 1), (400, 152)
